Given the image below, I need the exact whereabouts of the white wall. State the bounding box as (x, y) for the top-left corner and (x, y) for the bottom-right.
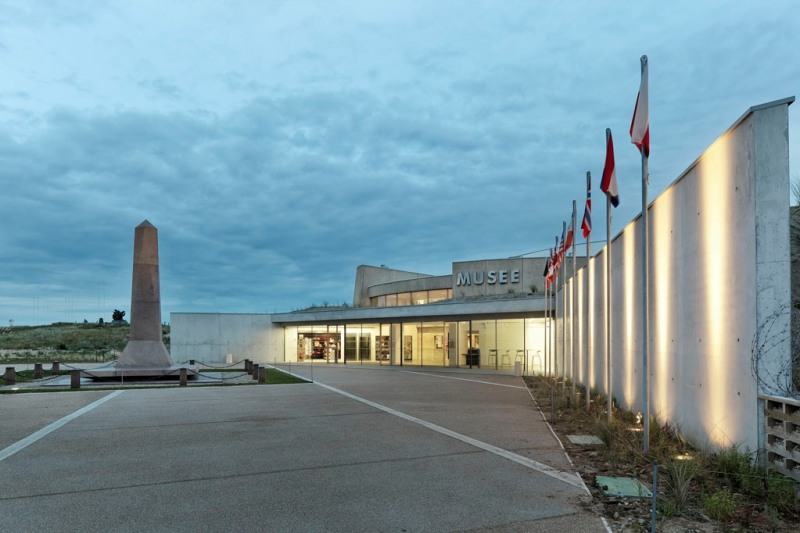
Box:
(556, 98), (793, 451)
(170, 313), (283, 364)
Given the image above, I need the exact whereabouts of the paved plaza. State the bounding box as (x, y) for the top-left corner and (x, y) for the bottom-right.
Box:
(0, 365), (608, 532)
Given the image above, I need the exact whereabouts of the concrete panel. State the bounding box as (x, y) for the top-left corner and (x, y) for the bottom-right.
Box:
(170, 313), (281, 364)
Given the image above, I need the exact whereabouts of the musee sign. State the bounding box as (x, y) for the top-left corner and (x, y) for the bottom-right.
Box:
(456, 269), (520, 286)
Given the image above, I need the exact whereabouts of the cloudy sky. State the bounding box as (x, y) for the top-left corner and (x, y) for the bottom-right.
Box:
(1, 1), (798, 325)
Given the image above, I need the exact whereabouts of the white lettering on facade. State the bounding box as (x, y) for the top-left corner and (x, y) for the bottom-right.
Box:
(456, 269), (521, 287)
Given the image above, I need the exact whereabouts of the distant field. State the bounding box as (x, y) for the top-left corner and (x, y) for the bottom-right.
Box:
(0, 323), (170, 363)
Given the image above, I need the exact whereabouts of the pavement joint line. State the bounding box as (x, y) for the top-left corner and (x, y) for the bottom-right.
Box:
(400, 370), (527, 389)
(312, 380), (588, 492)
(0, 390), (124, 463)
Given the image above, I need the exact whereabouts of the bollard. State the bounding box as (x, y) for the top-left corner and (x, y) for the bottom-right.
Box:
(52, 361), (60, 374)
(34, 363), (43, 379)
(180, 368), (187, 387)
(258, 366), (266, 384)
(4, 367), (15, 386)
(252, 364), (260, 380)
(70, 369), (81, 389)
(245, 359), (252, 374)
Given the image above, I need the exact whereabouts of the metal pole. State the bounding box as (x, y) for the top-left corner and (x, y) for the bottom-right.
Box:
(561, 225), (567, 394)
(571, 201), (578, 402)
(642, 147), (650, 454)
(641, 53), (650, 455)
(585, 172), (592, 410)
(651, 462), (658, 533)
(606, 194), (613, 422)
(547, 281), (551, 376)
(544, 280), (548, 376)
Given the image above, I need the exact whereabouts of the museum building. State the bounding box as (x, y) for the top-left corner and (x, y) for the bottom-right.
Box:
(171, 97), (795, 455)
(171, 257), (558, 373)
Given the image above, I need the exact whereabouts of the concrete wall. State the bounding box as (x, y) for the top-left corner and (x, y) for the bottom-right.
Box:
(353, 265), (433, 306)
(366, 275), (452, 299)
(555, 98), (793, 452)
(170, 313), (283, 364)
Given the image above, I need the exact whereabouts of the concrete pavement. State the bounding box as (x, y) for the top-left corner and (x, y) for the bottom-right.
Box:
(0, 364), (608, 532)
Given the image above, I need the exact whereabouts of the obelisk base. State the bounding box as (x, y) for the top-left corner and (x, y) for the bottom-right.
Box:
(117, 340), (173, 368)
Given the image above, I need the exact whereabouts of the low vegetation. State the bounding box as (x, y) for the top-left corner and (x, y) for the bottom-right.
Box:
(0, 322), (170, 363)
(525, 375), (799, 532)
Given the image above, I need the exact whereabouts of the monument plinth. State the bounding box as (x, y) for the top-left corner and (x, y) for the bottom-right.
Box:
(117, 220), (174, 368)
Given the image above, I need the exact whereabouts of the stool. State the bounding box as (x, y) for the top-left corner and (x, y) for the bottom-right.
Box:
(501, 350), (510, 368)
(488, 349), (498, 368)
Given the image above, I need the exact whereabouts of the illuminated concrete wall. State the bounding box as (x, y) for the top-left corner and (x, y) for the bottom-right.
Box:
(558, 98), (793, 451)
(170, 313), (283, 364)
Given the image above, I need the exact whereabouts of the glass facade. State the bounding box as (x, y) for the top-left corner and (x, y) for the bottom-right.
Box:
(283, 317), (545, 373)
(369, 289), (453, 307)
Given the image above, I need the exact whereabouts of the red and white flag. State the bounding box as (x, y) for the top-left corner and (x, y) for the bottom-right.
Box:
(600, 128), (619, 207)
(630, 55), (649, 157)
(564, 208), (574, 254)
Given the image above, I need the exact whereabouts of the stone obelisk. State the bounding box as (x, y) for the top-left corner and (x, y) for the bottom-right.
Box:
(117, 220), (173, 368)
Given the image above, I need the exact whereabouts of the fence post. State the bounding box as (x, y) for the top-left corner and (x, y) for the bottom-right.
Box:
(179, 368), (187, 387)
(34, 363), (43, 379)
(51, 361), (60, 374)
(4, 367), (15, 386)
(252, 364), (260, 381)
(70, 369), (81, 389)
(258, 366), (266, 383)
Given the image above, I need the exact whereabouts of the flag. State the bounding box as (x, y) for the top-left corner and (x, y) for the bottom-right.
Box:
(545, 249), (556, 288)
(553, 237), (560, 274)
(558, 223), (566, 262)
(630, 55), (649, 157)
(581, 172), (592, 238)
(543, 255), (551, 288)
(601, 128), (619, 207)
(564, 208), (574, 253)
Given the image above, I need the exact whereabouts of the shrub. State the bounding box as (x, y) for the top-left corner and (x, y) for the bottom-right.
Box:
(702, 490), (735, 521)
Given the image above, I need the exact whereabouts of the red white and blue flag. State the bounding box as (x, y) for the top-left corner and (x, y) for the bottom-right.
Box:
(630, 55), (650, 157)
(600, 128), (619, 207)
(581, 172), (592, 238)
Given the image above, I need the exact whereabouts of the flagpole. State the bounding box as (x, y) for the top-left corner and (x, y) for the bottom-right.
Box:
(571, 201), (578, 402)
(554, 237), (559, 381)
(606, 194), (613, 422)
(638, 55), (650, 456)
(544, 276), (548, 376)
(600, 127), (618, 423)
(561, 223), (567, 395)
(584, 172), (591, 410)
